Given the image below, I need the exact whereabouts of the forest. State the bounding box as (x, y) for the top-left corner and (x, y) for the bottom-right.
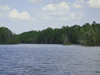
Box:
(0, 27), (20, 44)
(0, 21), (100, 46)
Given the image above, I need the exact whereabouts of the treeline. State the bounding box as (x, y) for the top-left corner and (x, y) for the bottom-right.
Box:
(18, 21), (100, 46)
(0, 21), (100, 46)
(0, 27), (20, 44)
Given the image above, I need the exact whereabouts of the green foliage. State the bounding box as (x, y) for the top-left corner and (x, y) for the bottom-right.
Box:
(18, 21), (100, 46)
(0, 21), (100, 46)
(0, 27), (20, 44)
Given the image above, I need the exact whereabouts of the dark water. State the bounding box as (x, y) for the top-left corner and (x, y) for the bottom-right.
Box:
(0, 44), (100, 75)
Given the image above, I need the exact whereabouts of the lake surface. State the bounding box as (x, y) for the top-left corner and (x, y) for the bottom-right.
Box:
(0, 44), (100, 75)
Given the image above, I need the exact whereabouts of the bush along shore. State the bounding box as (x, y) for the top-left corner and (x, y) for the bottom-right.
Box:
(0, 21), (100, 46)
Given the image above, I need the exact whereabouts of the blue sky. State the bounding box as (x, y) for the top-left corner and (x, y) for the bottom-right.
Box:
(0, 0), (100, 34)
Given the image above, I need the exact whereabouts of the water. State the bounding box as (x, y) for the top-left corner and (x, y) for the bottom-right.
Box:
(0, 44), (100, 75)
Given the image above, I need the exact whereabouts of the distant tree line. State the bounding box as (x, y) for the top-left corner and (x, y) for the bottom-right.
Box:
(0, 27), (20, 44)
(0, 21), (100, 46)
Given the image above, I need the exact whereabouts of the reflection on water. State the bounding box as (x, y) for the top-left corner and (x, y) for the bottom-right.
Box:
(0, 44), (100, 75)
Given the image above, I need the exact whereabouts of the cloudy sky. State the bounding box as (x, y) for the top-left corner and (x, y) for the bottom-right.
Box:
(0, 0), (100, 34)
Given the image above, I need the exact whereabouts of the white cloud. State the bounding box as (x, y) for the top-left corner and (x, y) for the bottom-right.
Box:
(73, 0), (100, 9)
(70, 13), (76, 19)
(42, 4), (56, 11)
(37, 1), (84, 25)
(41, 2), (84, 21)
(88, 0), (100, 8)
(73, 0), (85, 8)
(40, 2), (70, 22)
(0, 5), (10, 19)
(28, 0), (42, 3)
(42, 2), (70, 11)
(73, 4), (82, 8)
(70, 12), (84, 20)
(0, 5), (10, 11)
(9, 9), (30, 20)
(0, 5), (31, 21)
(59, 2), (70, 10)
